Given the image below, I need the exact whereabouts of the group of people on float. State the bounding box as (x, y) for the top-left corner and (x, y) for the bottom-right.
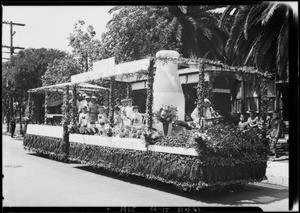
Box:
(77, 93), (143, 131)
(238, 110), (284, 158)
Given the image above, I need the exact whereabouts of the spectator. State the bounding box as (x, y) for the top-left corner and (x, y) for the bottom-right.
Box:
(10, 117), (16, 138)
(78, 106), (89, 127)
(238, 114), (248, 131)
(269, 111), (283, 158)
(247, 111), (258, 129)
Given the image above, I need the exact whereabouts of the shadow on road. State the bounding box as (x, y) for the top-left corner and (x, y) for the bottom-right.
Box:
(74, 165), (288, 205)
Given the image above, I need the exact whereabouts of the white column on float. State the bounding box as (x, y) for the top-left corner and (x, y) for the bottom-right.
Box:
(153, 50), (185, 120)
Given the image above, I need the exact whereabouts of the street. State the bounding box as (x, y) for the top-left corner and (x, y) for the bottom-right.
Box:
(3, 134), (289, 211)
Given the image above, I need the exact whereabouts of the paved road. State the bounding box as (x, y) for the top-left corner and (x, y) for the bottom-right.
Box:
(2, 134), (289, 211)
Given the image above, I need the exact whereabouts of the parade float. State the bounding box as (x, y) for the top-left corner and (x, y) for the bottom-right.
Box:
(23, 50), (273, 191)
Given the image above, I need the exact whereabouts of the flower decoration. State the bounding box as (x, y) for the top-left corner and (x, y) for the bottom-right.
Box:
(154, 105), (178, 123)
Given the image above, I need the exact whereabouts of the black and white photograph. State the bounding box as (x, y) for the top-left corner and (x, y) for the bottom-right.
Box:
(2, 2), (298, 212)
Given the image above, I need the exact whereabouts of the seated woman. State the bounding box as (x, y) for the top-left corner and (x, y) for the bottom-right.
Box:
(191, 98), (217, 127)
(113, 106), (124, 133)
(78, 106), (89, 127)
(238, 114), (248, 131)
(131, 106), (143, 128)
(96, 106), (108, 135)
(247, 111), (259, 129)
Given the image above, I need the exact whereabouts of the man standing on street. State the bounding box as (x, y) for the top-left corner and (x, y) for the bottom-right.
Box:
(10, 117), (16, 138)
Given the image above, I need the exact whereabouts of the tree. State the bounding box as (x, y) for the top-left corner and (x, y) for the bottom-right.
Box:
(68, 20), (102, 72)
(42, 56), (83, 86)
(100, 6), (228, 63)
(2, 48), (67, 132)
(219, 3), (289, 80)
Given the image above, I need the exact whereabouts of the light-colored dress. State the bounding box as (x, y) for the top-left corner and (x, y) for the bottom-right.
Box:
(78, 112), (88, 127)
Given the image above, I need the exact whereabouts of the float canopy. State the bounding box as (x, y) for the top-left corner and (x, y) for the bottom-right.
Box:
(28, 82), (109, 93)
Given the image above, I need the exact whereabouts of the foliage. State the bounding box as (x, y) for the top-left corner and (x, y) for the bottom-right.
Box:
(42, 56), (83, 86)
(69, 141), (266, 191)
(146, 59), (155, 130)
(68, 20), (102, 72)
(219, 3), (289, 80)
(154, 105), (178, 123)
(101, 6), (227, 63)
(23, 134), (67, 161)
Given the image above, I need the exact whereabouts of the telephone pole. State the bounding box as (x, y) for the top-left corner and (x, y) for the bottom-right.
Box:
(2, 21), (25, 132)
(2, 21), (25, 58)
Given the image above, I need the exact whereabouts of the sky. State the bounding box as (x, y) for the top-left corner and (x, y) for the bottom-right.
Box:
(2, 3), (298, 62)
(2, 6), (114, 61)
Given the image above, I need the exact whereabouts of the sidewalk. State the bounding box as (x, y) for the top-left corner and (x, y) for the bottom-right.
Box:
(2, 126), (288, 187)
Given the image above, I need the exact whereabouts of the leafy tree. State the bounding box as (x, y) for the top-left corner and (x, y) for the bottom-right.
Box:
(68, 20), (102, 72)
(2, 48), (67, 132)
(42, 56), (83, 86)
(219, 3), (289, 80)
(100, 6), (228, 63)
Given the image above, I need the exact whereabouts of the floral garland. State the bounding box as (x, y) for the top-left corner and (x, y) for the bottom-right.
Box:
(146, 59), (155, 131)
(109, 77), (115, 126)
(44, 91), (49, 124)
(196, 62), (205, 128)
(155, 56), (274, 78)
(62, 85), (70, 158)
(27, 92), (32, 121)
(154, 105), (178, 123)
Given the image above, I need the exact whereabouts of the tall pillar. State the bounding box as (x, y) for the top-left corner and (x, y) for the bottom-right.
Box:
(153, 50), (185, 120)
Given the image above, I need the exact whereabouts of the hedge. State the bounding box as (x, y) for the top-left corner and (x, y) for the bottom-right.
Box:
(68, 141), (266, 191)
(23, 134), (67, 161)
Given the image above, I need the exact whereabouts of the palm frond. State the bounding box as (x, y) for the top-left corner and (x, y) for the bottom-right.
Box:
(108, 6), (126, 14)
(218, 5), (237, 28)
(260, 3), (280, 25)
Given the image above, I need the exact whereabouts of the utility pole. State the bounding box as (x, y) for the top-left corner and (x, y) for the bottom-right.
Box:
(2, 21), (25, 132)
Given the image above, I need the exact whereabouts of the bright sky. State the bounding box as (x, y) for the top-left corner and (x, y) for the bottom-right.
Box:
(2, 6), (114, 61)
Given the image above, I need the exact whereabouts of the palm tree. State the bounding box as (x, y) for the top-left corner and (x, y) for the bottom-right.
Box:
(167, 5), (228, 61)
(219, 3), (289, 80)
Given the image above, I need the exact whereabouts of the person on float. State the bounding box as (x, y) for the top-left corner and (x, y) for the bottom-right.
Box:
(238, 114), (248, 131)
(131, 106), (143, 127)
(268, 111), (283, 158)
(191, 98), (216, 126)
(114, 98), (122, 110)
(113, 106), (124, 132)
(247, 110), (259, 129)
(88, 95), (100, 123)
(125, 98), (134, 120)
(78, 106), (89, 127)
(120, 99), (128, 116)
(79, 94), (90, 112)
(102, 99), (109, 116)
(96, 105), (108, 135)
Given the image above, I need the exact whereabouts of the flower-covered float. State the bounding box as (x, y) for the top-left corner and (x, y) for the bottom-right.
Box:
(24, 50), (272, 191)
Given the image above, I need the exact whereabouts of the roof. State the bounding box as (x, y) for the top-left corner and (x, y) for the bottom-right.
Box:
(29, 82), (109, 93)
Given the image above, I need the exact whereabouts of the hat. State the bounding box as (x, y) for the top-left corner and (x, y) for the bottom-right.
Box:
(121, 99), (127, 102)
(91, 96), (97, 99)
(127, 98), (133, 102)
(82, 93), (87, 97)
(204, 98), (211, 104)
(115, 98), (120, 102)
(85, 95), (91, 99)
(133, 105), (139, 110)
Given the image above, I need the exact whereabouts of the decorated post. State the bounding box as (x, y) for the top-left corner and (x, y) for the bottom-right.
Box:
(108, 77), (115, 125)
(71, 85), (78, 126)
(44, 91), (49, 125)
(197, 61), (205, 130)
(146, 58), (155, 131)
(62, 86), (70, 160)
